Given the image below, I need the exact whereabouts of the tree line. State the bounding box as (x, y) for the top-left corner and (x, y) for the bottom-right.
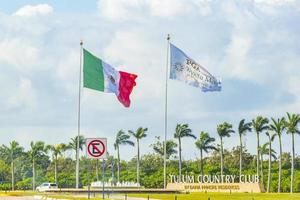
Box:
(0, 113), (299, 193)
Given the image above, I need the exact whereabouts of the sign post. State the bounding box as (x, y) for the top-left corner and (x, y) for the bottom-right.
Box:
(86, 138), (107, 199)
(102, 160), (105, 199)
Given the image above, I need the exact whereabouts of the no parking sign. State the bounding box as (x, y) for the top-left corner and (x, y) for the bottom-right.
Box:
(86, 138), (107, 159)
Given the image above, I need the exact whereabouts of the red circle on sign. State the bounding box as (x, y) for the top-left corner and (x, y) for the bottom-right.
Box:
(87, 140), (106, 158)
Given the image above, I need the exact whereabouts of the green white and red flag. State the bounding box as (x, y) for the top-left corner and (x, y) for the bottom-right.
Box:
(83, 48), (137, 107)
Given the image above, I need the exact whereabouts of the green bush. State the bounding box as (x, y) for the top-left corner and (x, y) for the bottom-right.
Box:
(0, 182), (12, 191)
(15, 178), (32, 190)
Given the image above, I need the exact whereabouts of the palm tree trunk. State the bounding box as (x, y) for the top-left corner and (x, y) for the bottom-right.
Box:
(200, 149), (203, 178)
(267, 136), (271, 193)
(75, 147), (79, 189)
(117, 145), (120, 183)
(11, 160), (14, 191)
(256, 132), (260, 178)
(111, 161), (115, 184)
(290, 133), (295, 193)
(220, 137), (223, 178)
(178, 137), (182, 182)
(54, 156), (58, 184)
(32, 158), (35, 190)
(137, 139), (140, 185)
(278, 135), (282, 193)
(239, 134), (242, 179)
(261, 154), (264, 190)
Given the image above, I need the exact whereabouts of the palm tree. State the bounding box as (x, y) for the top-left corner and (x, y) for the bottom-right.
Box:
(252, 116), (269, 180)
(265, 132), (276, 193)
(114, 130), (134, 183)
(284, 112), (300, 193)
(269, 117), (285, 193)
(195, 132), (217, 178)
(128, 127), (148, 185)
(68, 135), (85, 187)
(28, 141), (48, 190)
(238, 119), (252, 179)
(48, 143), (67, 184)
(259, 142), (276, 191)
(151, 136), (177, 159)
(217, 122), (234, 177)
(174, 124), (196, 180)
(68, 135), (85, 154)
(0, 141), (23, 190)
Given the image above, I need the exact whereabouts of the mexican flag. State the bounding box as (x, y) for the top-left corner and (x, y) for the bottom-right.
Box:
(83, 49), (137, 107)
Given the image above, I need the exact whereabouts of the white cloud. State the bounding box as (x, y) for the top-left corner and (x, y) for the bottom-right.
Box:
(103, 29), (164, 100)
(97, 0), (212, 21)
(56, 50), (79, 94)
(220, 1), (256, 80)
(0, 38), (39, 72)
(254, 0), (296, 6)
(252, 0), (298, 15)
(192, 0), (212, 16)
(7, 77), (37, 110)
(97, 0), (144, 21)
(0, 0), (299, 159)
(13, 4), (53, 17)
(147, 0), (192, 18)
(225, 35), (253, 80)
(219, 0), (300, 87)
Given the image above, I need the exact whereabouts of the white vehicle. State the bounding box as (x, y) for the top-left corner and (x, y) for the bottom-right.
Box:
(36, 183), (58, 192)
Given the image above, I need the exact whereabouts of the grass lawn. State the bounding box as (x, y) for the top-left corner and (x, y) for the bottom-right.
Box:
(2, 191), (299, 200)
(0, 190), (37, 196)
(129, 192), (300, 200)
(0, 191), (111, 199)
(42, 194), (109, 199)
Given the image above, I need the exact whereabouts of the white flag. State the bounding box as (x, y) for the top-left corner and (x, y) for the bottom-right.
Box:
(170, 43), (221, 92)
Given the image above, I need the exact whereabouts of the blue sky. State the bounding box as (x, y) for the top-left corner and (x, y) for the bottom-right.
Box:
(0, 0), (97, 13)
(0, 0), (300, 161)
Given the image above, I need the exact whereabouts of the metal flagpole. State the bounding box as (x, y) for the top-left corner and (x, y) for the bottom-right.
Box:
(76, 40), (83, 189)
(164, 34), (170, 189)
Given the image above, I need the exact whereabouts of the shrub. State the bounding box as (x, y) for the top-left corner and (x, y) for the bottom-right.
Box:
(0, 182), (12, 191)
(15, 178), (32, 190)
